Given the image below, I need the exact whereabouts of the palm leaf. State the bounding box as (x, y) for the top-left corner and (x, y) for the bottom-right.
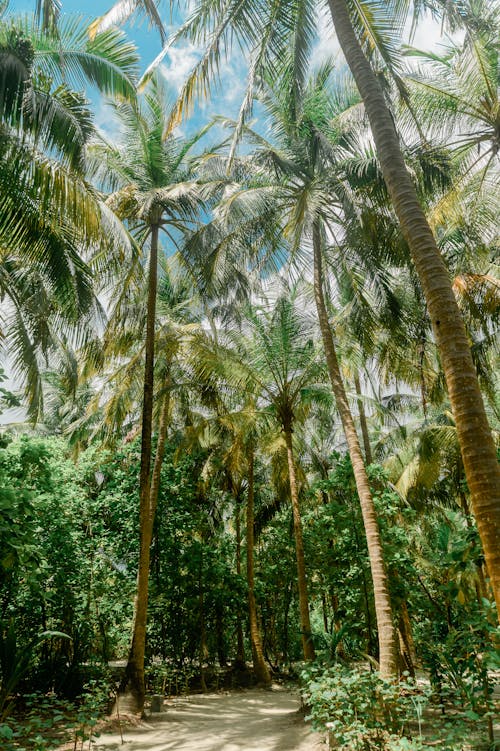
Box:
(89, 0), (166, 43)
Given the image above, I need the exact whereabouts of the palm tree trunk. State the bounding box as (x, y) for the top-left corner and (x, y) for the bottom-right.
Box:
(234, 491), (246, 668)
(313, 222), (398, 679)
(282, 581), (292, 663)
(398, 600), (417, 677)
(148, 381), (170, 520)
(321, 591), (329, 633)
(327, 0), (500, 617)
(354, 371), (373, 465)
(282, 423), (316, 661)
(123, 222), (160, 713)
(198, 545), (208, 692)
(246, 445), (271, 685)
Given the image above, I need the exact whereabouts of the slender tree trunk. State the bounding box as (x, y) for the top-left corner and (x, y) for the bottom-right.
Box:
(354, 372), (373, 465)
(147, 384), (171, 590)
(330, 592), (347, 659)
(246, 446), (271, 685)
(198, 546), (208, 692)
(282, 581), (292, 664)
(418, 331), (428, 418)
(327, 0), (500, 617)
(313, 223), (398, 679)
(398, 600), (417, 677)
(216, 601), (227, 667)
(148, 383), (171, 522)
(321, 591), (329, 633)
(123, 222), (160, 713)
(283, 424), (316, 661)
(150, 384), (171, 588)
(234, 491), (246, 668)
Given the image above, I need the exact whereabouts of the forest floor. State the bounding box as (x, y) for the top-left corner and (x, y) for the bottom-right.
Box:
(93, 686), (324, 751)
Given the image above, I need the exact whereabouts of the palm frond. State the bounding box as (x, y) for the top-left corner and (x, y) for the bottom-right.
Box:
(89, 0), (166, 43)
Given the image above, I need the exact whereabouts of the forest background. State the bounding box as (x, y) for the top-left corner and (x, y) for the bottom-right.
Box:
(0, 0), (498, 749)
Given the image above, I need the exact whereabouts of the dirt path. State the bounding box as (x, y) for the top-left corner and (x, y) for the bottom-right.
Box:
(94, 687), (324, 751)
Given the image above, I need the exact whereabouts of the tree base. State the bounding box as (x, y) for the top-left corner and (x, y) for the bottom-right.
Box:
(111, 689), (143, 718)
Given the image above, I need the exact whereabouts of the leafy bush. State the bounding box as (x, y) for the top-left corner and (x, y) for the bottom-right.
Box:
(300, 664), (429, 751)
(0, 683), (109, 751)
(421, 618), (499, 715)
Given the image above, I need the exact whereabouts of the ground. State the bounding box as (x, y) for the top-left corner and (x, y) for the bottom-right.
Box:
(94, 686), (325, 751)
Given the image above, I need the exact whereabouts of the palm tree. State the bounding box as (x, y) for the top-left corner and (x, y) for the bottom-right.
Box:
(324, 0), (500, 615)
(193, 62), (400, 676)
(312, 228), (399, 677)
(114, 0), (500, 617)
(244, 436), (273, 681)
(214, 408), (272, 683)
(87, 77), (210, 711)
(195, 289), (325, 661)
(276, 63), (399, 677)
(175, 341), (275, 682)
(0, 11), (137, 418)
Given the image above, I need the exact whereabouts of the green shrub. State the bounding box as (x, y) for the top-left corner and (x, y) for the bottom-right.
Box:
(300, 664), (429, 751)
(420, 619), (499, 715)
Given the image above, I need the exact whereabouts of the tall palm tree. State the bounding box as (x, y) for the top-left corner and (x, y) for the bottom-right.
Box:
(88, 77), (209, 711)
(244, 435), (272, 682)
(323, 0), (500, 615)
(195, 289), (325, 661)
(214, 409), (272, 683)
(212, 408), (272, 684)
(176, 343), (275, 683)
(71, 266), (208, 703)
(194, 62), (400, 676)
(112, 0), (500, 616)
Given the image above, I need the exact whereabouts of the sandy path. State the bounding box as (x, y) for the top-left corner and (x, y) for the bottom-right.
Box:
(94, 687), (325, 751)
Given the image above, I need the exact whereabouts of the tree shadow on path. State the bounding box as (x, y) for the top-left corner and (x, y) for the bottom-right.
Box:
(95, 687), (323, 751)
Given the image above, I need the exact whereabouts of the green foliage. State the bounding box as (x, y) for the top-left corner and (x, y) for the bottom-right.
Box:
(254, 505), (305, 662)
(0, 437), (134, 695)
(0, 684), (108, 751)
(305, 456), (415, 658)
(420, 615), (499, 716)
(0, 369), (19, 415)
(146, 444), (245, 667)
(0, 621), (70, 719)
(301, 663), (429, 750)
(302, 658), (499, 750)
(0, 434), (246, 692)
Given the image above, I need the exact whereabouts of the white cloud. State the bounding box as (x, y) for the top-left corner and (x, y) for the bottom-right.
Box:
(159, 42), (247, 113)
(159, 41), (204, 93)
(310, 6), (339, 70)
(408, 13), (444, 50)
(94, 99), (123, 145)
